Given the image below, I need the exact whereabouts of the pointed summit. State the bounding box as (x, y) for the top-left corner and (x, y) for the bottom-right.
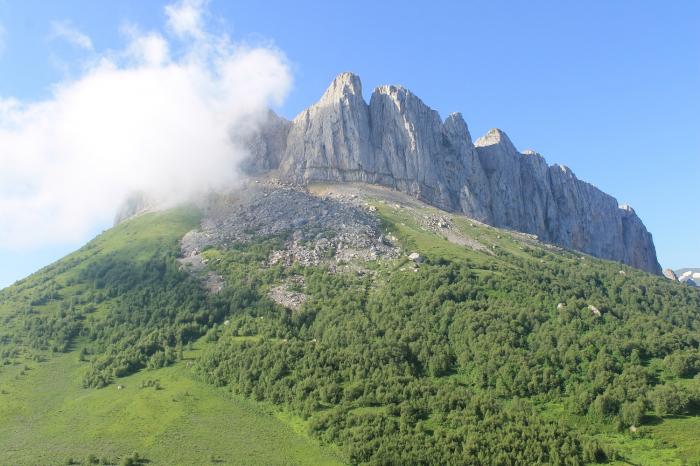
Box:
(282, 71), (371, 182)
(474, 128), (517, 152)
(443, 112), (473, 146)
(371, 84), (428, 114)
(319, 72), (363, 103)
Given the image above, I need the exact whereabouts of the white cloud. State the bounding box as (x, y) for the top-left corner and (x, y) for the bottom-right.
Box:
(121, 25), (171, 66)
(0, 2), (292, 249)
(50, 20), (94, 50)
(165, 0), (207, 40)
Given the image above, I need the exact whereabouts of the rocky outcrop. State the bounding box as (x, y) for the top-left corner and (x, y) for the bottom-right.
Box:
(246, 72), (661, 274)
(241, 110), (291, 174)
(663, 268), (678, 281)
(279, 72), (371, 182)
(276, 73), (492, 219)
(180, 181), (400, 269)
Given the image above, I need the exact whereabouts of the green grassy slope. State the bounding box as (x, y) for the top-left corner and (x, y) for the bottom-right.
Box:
(0, 208), (340, 465)
(0, 195), (699, 465)
(0, 207), (202, 351)
(0, 340), (340, 466)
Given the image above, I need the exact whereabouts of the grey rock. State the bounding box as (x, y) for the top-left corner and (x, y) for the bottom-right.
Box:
(618, 204), (661, 275)
(368, 85), (465, 212)
(249, 72), (661, 274)
(474, 129), (556, 233)
(408, 252), (424, 263)
(279, 72), (372, 182)
(241, 110), (291, 174)
(181, 181), (399, 270)
(662, 268), (678, 281)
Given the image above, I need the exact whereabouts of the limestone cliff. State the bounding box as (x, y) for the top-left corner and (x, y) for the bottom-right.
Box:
(247, 72), (662, 274)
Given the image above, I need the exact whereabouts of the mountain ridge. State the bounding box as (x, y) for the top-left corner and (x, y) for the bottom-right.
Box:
(245, 72), (661, 274)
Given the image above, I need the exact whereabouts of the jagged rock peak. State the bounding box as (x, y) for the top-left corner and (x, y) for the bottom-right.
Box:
(619, 203), (636, 214)
(444, 112), (473, 145)
(267, 71), (661, 274)
(374, 83), (408, 95)
(520, 149), (549, 166)
(551, 163), (575, 177)
(319, 72), (363, 103)
(474, 128), (516, 149)
(446, 111), (466, 123)
(663, 268), (678, 281)
(371, 84), (426, 111)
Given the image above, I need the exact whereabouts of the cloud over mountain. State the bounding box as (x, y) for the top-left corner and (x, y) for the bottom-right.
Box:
(0, 0), (292, 249)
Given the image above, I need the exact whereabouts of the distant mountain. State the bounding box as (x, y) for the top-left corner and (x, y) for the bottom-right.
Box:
(243, 72), (661, 274)
(676, 268), (700, 286)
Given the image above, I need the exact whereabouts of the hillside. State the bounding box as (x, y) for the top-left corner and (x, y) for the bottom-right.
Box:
(1, 183), (699, 465)
(0, 207), (341, 465)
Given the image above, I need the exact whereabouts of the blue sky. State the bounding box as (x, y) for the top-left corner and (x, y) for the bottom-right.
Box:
(0, 0), (698, 288)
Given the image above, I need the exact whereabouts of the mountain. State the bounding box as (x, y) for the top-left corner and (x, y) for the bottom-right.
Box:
(244, 72), (661, 275)
(2, 72), (697, 465)
(2, 179), (699, 465)
(677, 268), (700, 278)
(677, 268), (700, 286)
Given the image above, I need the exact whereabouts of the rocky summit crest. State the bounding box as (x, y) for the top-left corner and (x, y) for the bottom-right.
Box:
(318, 71), (363, 103)
(246, 72), (660, 274)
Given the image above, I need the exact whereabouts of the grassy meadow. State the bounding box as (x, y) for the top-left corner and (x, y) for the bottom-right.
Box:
(0, 338), (341, 465)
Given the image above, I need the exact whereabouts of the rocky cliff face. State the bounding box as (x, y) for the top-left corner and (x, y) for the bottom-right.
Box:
(247, 72), (661, 274)
(241, 110), (292, 174)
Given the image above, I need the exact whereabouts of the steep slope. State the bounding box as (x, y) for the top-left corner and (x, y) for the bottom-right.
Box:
(249, 72), (661, 274)
(0, 346), (341, 465)
(0, 207), (341, 465)
(1, 184), (699, 464)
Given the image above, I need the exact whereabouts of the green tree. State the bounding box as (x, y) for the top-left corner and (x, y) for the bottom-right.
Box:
(650, 384), (689, 416)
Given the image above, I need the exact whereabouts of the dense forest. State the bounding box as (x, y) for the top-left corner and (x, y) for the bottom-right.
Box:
(193, 236), (700, 464)
(1, 205), (699, 465)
